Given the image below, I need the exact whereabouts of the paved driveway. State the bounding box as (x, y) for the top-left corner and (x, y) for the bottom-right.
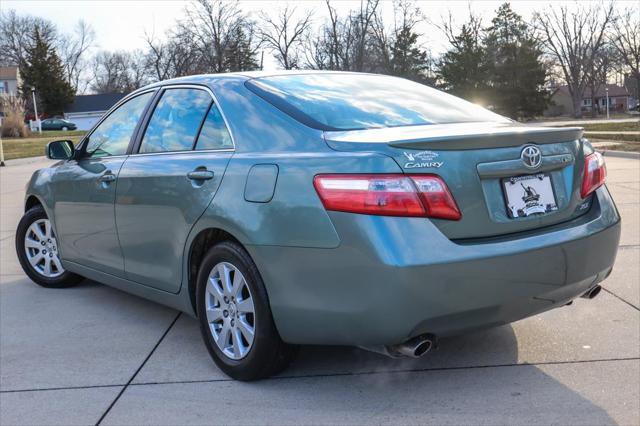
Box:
(1, 156), (638, 425)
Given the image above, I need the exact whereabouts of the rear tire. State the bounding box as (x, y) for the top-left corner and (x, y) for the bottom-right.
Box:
(15, 206), (83, 288)
(196, 241), (297, 381)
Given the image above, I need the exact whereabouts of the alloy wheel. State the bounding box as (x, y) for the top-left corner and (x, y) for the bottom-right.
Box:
(205, 262), (256, 360)
(24, 218), (64, 278)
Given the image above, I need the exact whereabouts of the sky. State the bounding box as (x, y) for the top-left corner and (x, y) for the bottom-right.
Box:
(3, 0), (637, 71)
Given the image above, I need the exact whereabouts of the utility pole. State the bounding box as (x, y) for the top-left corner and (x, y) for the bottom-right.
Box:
(31, 87), (41, 133)
(260, 51), (264, 71)
(605, 86), (610, 119)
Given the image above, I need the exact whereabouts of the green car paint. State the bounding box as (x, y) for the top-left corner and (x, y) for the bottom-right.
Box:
(24, 72), (620, 347)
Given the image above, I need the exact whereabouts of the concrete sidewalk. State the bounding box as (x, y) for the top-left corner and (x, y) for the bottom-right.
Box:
(1, 157), (638, 425)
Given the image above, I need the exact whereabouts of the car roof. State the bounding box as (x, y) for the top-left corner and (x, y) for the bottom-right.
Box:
(137, 70), (373, 91)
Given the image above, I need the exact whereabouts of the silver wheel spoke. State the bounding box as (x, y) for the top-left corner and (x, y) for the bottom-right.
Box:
(207, 277), (225, 302)
(52, 256), (64, 272)
(219, 264), (233, 294)
(25, 238), (41, 249)
(231, 273), (245, 297)
(232, 328), (243, 358)
(219, 322), (231, 347)
(238, 318), (254, 342)
(43, 257), (52, 276)
(28, 252), (44, 267)
(237, 297), (254, 314)
(44, 220), (52, 239)
(206, 307), (224, 323)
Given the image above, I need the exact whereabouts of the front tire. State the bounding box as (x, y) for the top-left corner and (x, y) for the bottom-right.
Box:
(61, 126), (68, 131)
(196, 241), (297, 380)
(15, 206), (83, 288)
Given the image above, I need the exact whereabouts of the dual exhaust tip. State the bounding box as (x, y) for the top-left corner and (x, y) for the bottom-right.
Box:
(368, 286), (603, 359)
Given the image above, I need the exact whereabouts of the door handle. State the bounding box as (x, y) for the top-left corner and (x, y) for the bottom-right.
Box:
(98, 172), (116, 183)
(187, 169), (214, 181)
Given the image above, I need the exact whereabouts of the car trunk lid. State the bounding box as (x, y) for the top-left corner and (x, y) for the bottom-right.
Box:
(324, 122), (590, 240)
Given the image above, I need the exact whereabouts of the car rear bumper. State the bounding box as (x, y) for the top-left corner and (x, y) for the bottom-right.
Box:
(248, 186), (621, 346)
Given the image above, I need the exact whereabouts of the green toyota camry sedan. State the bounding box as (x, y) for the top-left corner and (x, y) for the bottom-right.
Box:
(16, 72), (620, 380)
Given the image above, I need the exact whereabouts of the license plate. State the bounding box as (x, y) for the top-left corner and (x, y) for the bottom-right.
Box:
(502, 173), (558, 218)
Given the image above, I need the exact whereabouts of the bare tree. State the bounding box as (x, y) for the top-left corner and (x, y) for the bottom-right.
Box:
(59, 20), (95, 93)
(610, 7), (640, 103)
(0, 10), (57, 67)
(535, 3), (615, 118)
(305, 0), (381, 72)
(91, 50), (148, 94)
(179, 0), (259, 73)
(144, 29), (205, 81)
(259, 6), (313, 70)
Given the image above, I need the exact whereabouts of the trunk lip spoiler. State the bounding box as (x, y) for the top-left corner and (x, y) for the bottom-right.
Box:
(324, 123), (584, 150)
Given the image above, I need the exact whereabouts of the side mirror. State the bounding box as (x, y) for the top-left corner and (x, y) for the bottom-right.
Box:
(46, 140), (75, 160)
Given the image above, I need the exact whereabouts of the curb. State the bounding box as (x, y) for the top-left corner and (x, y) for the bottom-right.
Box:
(599, 150), (640, 159)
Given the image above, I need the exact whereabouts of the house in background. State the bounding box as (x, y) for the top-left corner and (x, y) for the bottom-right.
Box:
(545, 84), (635, 117)
(64, 93), (125, 130)
(0, 66), (21, 119)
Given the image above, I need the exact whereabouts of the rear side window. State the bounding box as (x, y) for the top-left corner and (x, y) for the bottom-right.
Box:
(195, 104), (233, 150)
(85, 91), (153, 157)
(139, 88), (211, 154)
(246, 73), (509, 131)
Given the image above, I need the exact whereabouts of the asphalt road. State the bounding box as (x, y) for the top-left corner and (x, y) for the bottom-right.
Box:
(1, 156), (638, 426)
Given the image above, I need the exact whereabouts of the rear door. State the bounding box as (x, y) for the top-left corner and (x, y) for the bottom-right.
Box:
(115, 86), (234, 293)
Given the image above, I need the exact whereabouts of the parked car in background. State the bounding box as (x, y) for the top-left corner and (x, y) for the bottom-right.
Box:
(40, 118), (77, 131)
(16, 71), (620, 381)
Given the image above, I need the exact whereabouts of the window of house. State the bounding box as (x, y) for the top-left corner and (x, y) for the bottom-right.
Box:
(139, 88), (212, 154)
(583, 98), (592, 106)
(85, 92), (153, 158)
(194, 103), (233, 150)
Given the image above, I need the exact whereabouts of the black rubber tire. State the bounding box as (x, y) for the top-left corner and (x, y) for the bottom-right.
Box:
(15, 206), (83, 288)
(196, 241), (297, 381)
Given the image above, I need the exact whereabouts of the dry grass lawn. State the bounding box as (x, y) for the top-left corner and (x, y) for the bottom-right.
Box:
(1, 132), (86, 160)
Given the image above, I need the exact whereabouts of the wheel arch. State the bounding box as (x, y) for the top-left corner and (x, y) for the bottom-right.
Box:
(187, 227), (243, 315)
(25, 194), (44, 212)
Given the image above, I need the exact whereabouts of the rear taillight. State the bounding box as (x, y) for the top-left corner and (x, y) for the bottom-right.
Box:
(313, 174), (461, 220)
(581, 152), (606, 198)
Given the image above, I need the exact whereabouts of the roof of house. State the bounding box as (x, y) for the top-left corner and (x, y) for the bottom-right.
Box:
(553, 84), (631, 98)
(0, 66), (18, 80)
(65, 93), (126, 114)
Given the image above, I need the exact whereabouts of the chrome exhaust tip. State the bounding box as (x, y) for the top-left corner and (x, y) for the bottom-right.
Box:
(581, 285), (602, 300)
(391, 334), (435, 358)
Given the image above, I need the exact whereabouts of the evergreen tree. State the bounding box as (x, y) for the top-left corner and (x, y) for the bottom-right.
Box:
(390, 25), (432, 84)
(437, 20), (491, 103)
(20, 28), (74, 116)
(223, 26), (259, 72)
(485, 3), (549, 118)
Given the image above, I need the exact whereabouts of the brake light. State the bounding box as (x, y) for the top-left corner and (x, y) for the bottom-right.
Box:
(313, 174), (461, 220)
(581, 152), (606, 198)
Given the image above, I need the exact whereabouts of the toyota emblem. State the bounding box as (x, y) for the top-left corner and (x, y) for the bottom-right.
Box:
(521, 145), (542, 169)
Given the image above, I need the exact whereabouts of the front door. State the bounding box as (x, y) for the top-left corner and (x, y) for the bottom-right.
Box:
(115, 87), (234, 293)
(53, 91), (154, 276)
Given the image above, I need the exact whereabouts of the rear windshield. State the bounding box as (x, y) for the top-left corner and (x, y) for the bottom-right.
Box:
(246, 73), (509, 131)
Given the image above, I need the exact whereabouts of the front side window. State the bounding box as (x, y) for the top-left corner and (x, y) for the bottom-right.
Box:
(246, 73), (510, 131)
(139, 88), (212, 154)
(85, 92), (153, 157)
(195, 103), (233, 150)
